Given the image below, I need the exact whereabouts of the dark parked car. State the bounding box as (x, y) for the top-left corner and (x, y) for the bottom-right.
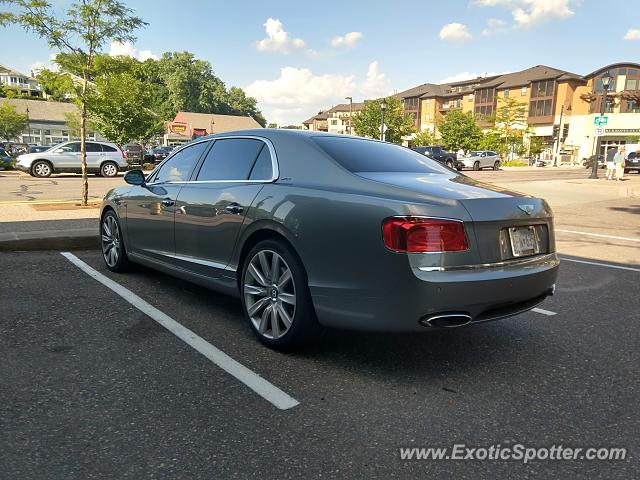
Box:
(123, 143), (144, 166)
(583, 154), (605, 169)
(29, 145), (51, 154)
(101, 130), (559, 350)
(624, 151), (639, 173)
(0, 147), (12, 169)
(411, 145), (460, 169)
(145, 146), (172, 164)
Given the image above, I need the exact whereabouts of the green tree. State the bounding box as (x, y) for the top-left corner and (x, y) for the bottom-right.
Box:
(2, 0), (146, 205)
(89, 72), (164, 144)
(412, 128), (435, 146)
(35, 69), (75, 101)
(267, 122), (278, 129)
(0, 101), (28, 141)
(528, 135), (544, 157)
(352, 97), (414, 144)
(226, 86), (266, 127)
(486, 97), (530, 157)
(437, 110), (482, 151)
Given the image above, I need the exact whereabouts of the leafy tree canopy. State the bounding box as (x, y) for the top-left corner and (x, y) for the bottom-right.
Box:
(0, 101), (29, 141)
(437, 110), (483, 151)
(352, 97), (414, 144)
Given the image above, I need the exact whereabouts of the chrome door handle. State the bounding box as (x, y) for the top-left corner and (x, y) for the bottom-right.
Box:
(225, 203), (243, 214)
(161, 198), (175, 207)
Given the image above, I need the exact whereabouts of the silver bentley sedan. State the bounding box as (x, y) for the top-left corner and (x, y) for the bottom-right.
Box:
(100, 130), (559, 350)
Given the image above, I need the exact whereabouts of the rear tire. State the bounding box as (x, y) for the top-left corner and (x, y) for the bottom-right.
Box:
(101, 161), (118, 177)
(32, 160), (52, 178)
(493, 160), (501, 170)
(473, 161), (480, 171)
(446, 159), (454, 169)
(101, 210), (129, 272)
(240, 239), (321, 351)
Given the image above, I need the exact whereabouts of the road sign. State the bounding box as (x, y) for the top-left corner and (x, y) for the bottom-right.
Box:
(594, 116), (608, 126)
(594, 126), (605, 137)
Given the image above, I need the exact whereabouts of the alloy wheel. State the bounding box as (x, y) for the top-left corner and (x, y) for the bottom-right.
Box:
(243, 250), (296, 340)
(33, 162), (51, 177)
(102, 163), (117, 177)
(101, 215), (121, 267)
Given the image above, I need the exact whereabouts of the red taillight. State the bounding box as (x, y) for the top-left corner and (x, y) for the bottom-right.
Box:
(382, 217), (468, 253)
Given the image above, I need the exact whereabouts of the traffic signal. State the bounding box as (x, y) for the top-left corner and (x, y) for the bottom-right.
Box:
(552, 124), (559, 139)
(562, 124), (569, 139)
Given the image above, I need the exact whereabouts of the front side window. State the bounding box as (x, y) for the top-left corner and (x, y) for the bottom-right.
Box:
(196, 138), (268, 181)
(58, 142), (80, 153)
(154, 141), (208, 183)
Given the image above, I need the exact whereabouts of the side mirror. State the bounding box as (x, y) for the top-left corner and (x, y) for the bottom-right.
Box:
(124, 169), (146, 186)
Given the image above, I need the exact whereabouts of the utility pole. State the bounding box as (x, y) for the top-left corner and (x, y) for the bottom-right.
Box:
(590, 71), (613, 179)
(554, 104), (564, 167)
(380, 99), (387, 141)
(345, 96), (353, 135)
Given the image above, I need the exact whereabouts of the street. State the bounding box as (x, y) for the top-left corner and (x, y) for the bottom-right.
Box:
(1, 248), (637, 479)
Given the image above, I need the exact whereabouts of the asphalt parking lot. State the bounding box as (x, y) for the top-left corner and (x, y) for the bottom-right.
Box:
(1, 248), (638, 479)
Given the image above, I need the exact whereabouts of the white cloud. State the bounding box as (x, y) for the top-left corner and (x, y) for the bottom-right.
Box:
(331, 31), (363, 48)
(255, 18), (306, 54)
(439, 23), (472, 43)
(439, 71), (507, 84)
(245, 61), (390, 125)
(474, 0), (576, 28)
(624, 29), (640, 40)
(481, 18), (508, 36)
(109, 41), (158, 61)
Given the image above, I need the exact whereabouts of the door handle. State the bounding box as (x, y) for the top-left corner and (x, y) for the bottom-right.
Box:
(161, 198), (175, 207)
(225, 203), (244, 214)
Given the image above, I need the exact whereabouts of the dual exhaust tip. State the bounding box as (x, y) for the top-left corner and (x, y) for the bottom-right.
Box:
(420, 313), (472, 328)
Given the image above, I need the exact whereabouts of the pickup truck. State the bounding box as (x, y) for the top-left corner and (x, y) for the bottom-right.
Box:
(411, 145), (461, 169)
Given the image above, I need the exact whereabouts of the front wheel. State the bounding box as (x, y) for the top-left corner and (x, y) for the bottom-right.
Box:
(101, 211), (129, 272)
(32, 160), (52, 177)
(241, 240), (320, 351)
(446, 159), (454, 169)
(493, 160), (501, 170)
(473, 161), (480, 171)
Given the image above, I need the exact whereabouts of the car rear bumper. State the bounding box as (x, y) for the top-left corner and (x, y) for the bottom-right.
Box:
(311, 253), (559, 332)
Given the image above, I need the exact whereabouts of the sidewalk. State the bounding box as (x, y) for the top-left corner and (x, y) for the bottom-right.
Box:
(0, 203), (99, 251)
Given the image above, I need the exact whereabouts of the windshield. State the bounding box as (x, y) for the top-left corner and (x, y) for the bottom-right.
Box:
(312, 136), (449, 174)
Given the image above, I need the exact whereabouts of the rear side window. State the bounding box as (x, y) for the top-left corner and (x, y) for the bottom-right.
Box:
(196, 138), (266, 181)
(312, 137), (446, 174)
(249, 146), (273, 180)
(86, 142), (102, 153)
(102, 145), (117, 152)
(154, 141), (208, 183)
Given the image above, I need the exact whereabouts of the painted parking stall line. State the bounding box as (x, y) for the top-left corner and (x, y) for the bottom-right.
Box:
(60, 252), (299, 411)
(556, 229), (640, 243)
(532, 307), (557, 316)
(559, 257), (640, 273)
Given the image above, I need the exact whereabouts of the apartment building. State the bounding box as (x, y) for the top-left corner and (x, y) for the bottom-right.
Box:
(0, 63), (44, 98)
(303, 102), (365, 134)
(302, 111), (329, 132)
(395, 62), (640, 160)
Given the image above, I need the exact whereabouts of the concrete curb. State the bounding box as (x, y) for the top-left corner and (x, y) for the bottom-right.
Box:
(0, 229), (99, 252)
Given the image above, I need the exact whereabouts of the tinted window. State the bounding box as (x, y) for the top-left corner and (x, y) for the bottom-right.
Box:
(196, 138), (264, 181)
(154, 141), (208, 183)
(102, 144), (117, 152)
(312, 137), (446, 174)
(249, 145), (274, 180)
(86, 142), (102, 153)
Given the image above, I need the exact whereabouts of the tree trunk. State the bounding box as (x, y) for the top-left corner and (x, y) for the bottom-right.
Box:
(80, 72), (88, 206)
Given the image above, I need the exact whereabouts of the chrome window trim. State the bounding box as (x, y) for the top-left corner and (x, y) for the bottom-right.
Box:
(146, 135), (280, 186)
(418, 252), (557, 272)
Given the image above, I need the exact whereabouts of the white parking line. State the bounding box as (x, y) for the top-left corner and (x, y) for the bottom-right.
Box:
(559, 257), (640, 273)
(60, 252), (299, 411)
(556, 229), (640, 243)
(532, 307), (557, 316)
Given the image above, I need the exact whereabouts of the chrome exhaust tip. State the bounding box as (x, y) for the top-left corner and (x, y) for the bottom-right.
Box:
(420, 313), (473, 328)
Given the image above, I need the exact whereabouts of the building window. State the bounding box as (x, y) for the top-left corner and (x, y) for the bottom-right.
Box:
(503, 89), (509, 98)
(624, 100), (640, 113)
(529, 99), (553, 117)
(468, 94), (473, 102)
(531, 80), (555, 98)
(44, 129), (51, 136)
(626, 79), (638, 91)
(521, 86), (527, 96)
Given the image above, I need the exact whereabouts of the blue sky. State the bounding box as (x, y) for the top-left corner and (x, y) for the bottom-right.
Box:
(2, 0), (639, 124)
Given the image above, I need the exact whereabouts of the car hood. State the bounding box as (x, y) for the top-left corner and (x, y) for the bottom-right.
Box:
(355, 171), (527, 200)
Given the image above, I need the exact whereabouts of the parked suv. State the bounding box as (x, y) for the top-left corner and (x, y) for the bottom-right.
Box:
(625, 151), (639, 174)
(16, 141), (127, 177)
(122, 143), (144, 167)
(411, 145), (460, 169)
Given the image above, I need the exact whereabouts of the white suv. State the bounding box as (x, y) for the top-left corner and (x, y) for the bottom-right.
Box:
(16, 141), (128, 177)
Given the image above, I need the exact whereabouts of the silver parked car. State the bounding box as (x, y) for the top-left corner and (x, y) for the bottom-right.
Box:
(461, 150), (501, 171)
(100, 130), (558, 350)
(16, 141), (127, 177)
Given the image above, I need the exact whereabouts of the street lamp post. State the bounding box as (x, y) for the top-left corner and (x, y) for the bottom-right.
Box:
(590, 70), (613, 179)
(380, 99), (387, 141)
(345, 96), (353, 135)
(25, 105), (32, 144)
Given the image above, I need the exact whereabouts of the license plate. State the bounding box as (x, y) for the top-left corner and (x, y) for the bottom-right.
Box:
(508, 226), (540, 257)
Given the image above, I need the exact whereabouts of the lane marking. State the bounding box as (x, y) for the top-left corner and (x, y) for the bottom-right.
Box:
(559, 257), (640, 273)
(556, 229), (640, 243)
(532, 307), (557, 316)
(0, 198), (102, 205)
(60, 252), (299, 410)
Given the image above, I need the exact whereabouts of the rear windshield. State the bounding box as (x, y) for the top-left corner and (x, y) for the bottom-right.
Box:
(312, 136), (447, 174)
